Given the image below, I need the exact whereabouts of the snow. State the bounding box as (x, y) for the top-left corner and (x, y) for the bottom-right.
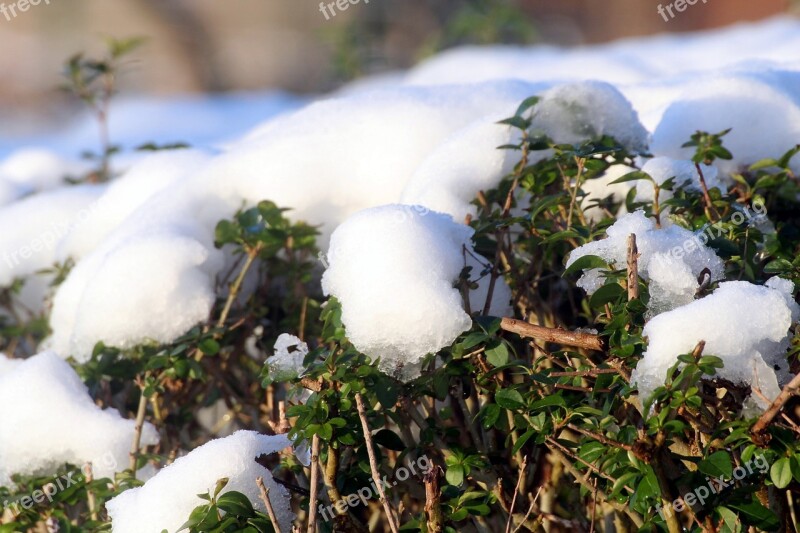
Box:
(56, 149), (211, 260)
(632, 279), (800, 411)
(106, 430), (294, 533)
(0, 149), (91, 200)
(531, 81), (648, 154)
(636, 157), (723, 208)
(46, 81), (536, 361)
(650, 70), (800, 175)
(566, 211), (725, 314)
(0, 17), (796, 408)
(322, 205), (507, 380)
(0, 351), (159, 486)
(265, 333), (309, 381)
(400, 81), (647, 224)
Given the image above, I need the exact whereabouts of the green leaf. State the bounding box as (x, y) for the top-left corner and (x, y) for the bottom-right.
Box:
(717, 506), (742, 533)
(764, 259), (793, 274)
(512, 429), (536, 455)
(199, 338), (221, 356)
(771, 457), (792, 489)
(446, 465), (466, 486)
(698, 451), (733, 479)
(495, 388), (525, 410)
(217, 491), (255, 517)
(485, 341), (510, 367)
(608, 170), (653, 185)
(563, 255), (609, 277)
(727, 501), (779, 530)
(589, 282), (625, 307)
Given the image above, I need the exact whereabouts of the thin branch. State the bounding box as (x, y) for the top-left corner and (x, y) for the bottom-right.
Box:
(355, 393), (400, 533)
(500, 318), (605, 352)
(129, 384), (149, 474)
(306, 435), (321, 533)
(504, 456), (528, 533)
(627, 234), (639, 301)
(752, 371), (800, 436)
(257, 477), (283, 533)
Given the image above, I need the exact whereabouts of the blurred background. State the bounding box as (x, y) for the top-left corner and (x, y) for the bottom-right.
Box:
(0, 0), (796, 134)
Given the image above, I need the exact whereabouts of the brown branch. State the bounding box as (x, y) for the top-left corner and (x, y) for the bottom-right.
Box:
(306, 435), (321, 533)
(300, 377), (324, 392)
(500, 318), (605, 352)
(355, 393), (400, 533)
(257, 477), (283, 533)
(129, 383), (149, 474)
(505, 456), (528, 533)
(752, 371), (800, 436)
(424, 466), (444, 533)
(627, 234), (639, 301)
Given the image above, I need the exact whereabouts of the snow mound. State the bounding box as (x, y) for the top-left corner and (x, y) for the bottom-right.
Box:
(106, 430), (294, 533)
(636, 157), (723, 208)
(531, 81), (649, 154)
(0, 148), (90, 198)
(632, 278), (799, 411)
(0, 351), (159, 486)
(47, 81), (534, 361)
(566, 211), (725, 314)
(401, 81), (647, 223)
(651, 70), (800, 175)
(57, 149), (211, 260)
(322, 205), (505, 380)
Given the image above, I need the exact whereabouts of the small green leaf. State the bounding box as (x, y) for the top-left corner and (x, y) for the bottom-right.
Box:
(495, 389), (525, 410)
(771, 457), (792, 489)
(563, 255), (609, 277)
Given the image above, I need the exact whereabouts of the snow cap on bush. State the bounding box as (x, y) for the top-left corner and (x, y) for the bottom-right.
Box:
(322, 205), (507, 380)
(531, 81), (649, 154)
(106, 430), (294, 533)
(0, 351), (159, 486)
(651, 70), (800, 175)
(566, 211), (725, 315)
(632, 278), (799, 411)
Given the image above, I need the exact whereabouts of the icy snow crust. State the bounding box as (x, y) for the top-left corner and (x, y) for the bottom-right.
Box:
(0, 352), (159, 486)
(106, 431), (294, 533)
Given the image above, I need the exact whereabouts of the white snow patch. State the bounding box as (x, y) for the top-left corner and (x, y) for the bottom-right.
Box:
(632, 279), (799, 411)
(322, 205), (495, 380)
(106, 431), (294, 533)
(0, 351), (159, 486)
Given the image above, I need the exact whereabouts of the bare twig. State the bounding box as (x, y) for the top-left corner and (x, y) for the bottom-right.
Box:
(627, 234), (639, 301)
(424, 466), (444, 533)
(306, 435), (321, 533)
(355, 393), (400, 533)
(129, 384), (149, 474)
(257, 477), (283, 533)
(85, 463), (98, 522)
(504, 456), (528, 533)
(500, 318), (605, 352)
(752, 371), (800, 436)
